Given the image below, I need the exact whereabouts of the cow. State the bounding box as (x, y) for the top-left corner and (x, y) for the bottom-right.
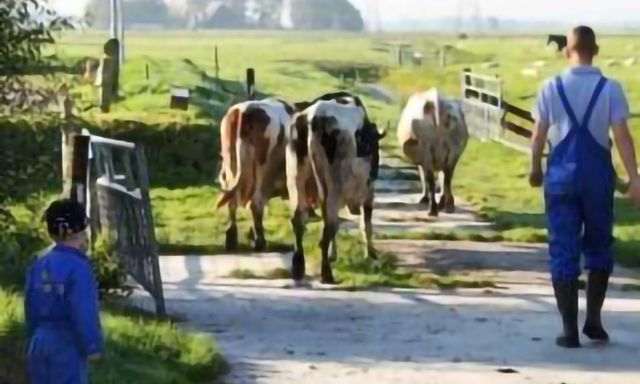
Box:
(287, 93), (384, 284)
(216, 98), (294, 252)
(397, 88), (468, 217)
(547, 34), (568, 52)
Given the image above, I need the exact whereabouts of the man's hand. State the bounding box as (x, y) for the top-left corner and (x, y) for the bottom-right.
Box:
(530, 120), (549, 189)
(613, 120), (640, 206)
(529, 167), (544, 187)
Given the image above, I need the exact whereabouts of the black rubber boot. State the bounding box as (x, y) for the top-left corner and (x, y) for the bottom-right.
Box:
(553, 280), (581, 348)
(583, 270), (610, 342)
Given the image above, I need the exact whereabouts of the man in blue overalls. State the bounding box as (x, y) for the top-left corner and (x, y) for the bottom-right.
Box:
(25, 199), (104, 382)
(531, 26), (640, 348)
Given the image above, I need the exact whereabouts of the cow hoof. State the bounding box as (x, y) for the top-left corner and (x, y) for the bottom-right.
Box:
(291, 251), (306, 281)
(438, 198), (447, 211)
(444, 204), (455, 214)
(428, 209), (439, 217)
(321, 274), (337, 285)
(254, 238), (267, 252)
(367, 248), (378, 260)
(321, 265), (336, 285)
(225, 226), (238, 251)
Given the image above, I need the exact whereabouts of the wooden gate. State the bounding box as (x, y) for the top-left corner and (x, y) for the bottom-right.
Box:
(84, 131), (166, 315)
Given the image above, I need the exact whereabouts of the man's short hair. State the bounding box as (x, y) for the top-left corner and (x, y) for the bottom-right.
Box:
(571, 26), (599, 56)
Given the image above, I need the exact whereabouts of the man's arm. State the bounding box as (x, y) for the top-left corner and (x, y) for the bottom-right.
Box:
(530, 120), (550, 187)
(613, 120), (639, 181)
(530, 80), (551, 187)
(612, 120), (640, 205)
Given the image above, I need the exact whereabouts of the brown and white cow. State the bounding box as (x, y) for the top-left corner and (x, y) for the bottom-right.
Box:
(397, 88), (468, 216)
(217, 98), (293, 251)
(287, 93), (383, 284)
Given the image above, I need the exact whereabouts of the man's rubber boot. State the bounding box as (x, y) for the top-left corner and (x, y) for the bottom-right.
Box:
(553, 280), (581, 348)
(583, 270), (610, 342)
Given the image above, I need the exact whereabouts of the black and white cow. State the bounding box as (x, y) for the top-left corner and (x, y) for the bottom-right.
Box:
(287, 93), (384, 284)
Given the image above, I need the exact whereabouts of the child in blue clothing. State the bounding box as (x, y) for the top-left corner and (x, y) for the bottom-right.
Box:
(25, 199), (104, 383)
(531, 26), (640, 348)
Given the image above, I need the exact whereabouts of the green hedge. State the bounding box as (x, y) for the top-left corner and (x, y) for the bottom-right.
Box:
(95, 120), (220, 189)
(1, 117), (220, 289)
(0, 117), (220, 201)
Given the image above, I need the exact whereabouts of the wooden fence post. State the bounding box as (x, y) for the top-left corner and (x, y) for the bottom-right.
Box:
(98, 38), (120, 113)
(60, 91), (77, 198)
(214, 46), (220, 79)
(439, 46), (447, 68)
(69, 135), (91, 207)
(246, 68), (255, 100)
(63, 133), (91, 208)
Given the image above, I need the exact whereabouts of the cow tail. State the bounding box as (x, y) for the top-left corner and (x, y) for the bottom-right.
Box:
(216, 108), (244, 208)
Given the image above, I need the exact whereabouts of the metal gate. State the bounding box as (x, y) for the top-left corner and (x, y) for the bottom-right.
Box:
(460, 68), (504, 141)
(460, 69), (538, 154)
(84, 131), (166, 315)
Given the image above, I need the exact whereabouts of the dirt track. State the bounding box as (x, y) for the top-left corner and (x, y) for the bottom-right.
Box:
(133, 155), (640, 384)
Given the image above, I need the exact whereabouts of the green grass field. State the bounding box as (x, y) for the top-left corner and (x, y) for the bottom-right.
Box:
(4, 30), (640, 382)
(30, 30), (640, 270)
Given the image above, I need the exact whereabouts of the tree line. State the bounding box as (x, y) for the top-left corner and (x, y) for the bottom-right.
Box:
(85, 0), (364, 31)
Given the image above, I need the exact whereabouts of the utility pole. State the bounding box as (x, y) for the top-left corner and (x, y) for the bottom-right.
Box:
(473, 0), (482, 35)
(109, 0), (117, 39)
(109, 0), (125, 66)
(118, 0), (124, 64)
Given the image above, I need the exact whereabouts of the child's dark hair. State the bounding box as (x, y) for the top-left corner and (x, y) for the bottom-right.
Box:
(572, 26), (599, 57)
(45, 199), (88, 239)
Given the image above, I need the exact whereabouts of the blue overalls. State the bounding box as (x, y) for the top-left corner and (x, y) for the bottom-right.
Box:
(545, 76), (615, 283)
(25, 245), (104, 384)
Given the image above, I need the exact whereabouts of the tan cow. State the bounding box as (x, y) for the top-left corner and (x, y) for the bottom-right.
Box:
(217, 98), (293, 251)
(287, 93), (383, 284)
(397, 88), (469, 216)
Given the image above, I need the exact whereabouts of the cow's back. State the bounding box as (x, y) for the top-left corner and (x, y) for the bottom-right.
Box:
(306, 101), (370, 204)
(397, 90), (468, 170)
(397, 90), (437, 145)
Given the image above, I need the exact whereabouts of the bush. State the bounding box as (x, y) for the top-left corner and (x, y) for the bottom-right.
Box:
(0, 196), (51, 289)
(91, 235), (130, 297)
(0, 117), (220, 200)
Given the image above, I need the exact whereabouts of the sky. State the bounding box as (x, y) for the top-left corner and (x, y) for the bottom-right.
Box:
(350, 0), (640, 24)
(51, 0), (640, 25)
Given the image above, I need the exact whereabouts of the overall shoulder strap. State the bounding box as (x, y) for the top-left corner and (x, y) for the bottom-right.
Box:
(581, 76), (608, 128)
(555, 76), (580, 127)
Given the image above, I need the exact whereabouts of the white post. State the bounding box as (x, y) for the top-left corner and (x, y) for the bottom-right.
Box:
(109, 0), (117, 40)
(117, 0), (125, 65)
